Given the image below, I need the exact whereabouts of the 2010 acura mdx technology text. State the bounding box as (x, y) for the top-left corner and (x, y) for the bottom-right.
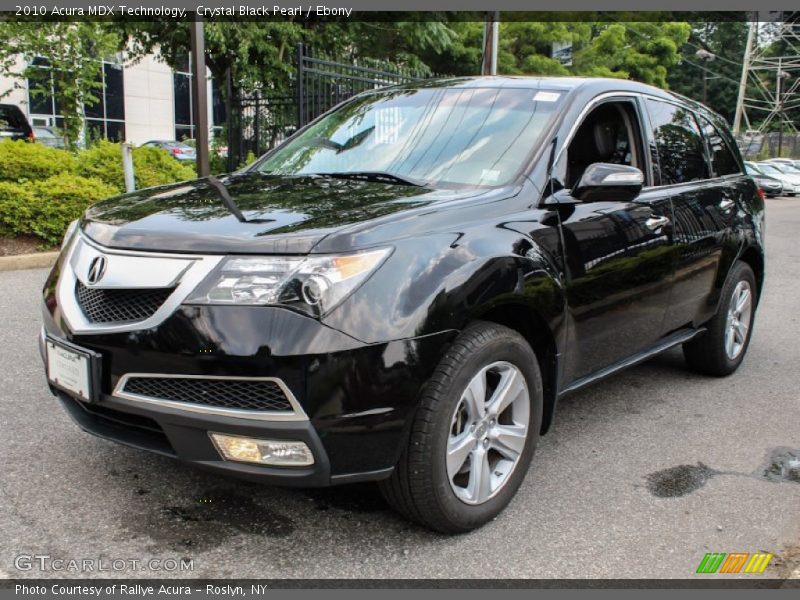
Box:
(41, 77), (765, 532)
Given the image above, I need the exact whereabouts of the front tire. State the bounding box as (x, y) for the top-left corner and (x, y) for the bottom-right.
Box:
(379, 322), (543, 533)
(683, 261), (757, 376)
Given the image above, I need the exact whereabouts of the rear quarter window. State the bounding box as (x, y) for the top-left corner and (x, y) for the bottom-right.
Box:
(697, 115), (742, 177)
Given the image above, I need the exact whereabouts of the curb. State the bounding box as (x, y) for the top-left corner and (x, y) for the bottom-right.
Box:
(0, 251), (58, 272)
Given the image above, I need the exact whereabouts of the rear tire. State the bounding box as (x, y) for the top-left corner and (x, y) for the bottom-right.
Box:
(683, 261), (757, 376)
(379, 321), (543, 533)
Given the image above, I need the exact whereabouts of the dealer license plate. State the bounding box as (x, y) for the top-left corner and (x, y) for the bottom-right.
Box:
(46, 338), (94, 402)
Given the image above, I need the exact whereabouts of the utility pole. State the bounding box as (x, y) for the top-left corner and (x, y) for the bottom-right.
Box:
(733, 14), (800, 159)
(190, 16), (210, 177)
(733, 17), (756, 135)
(481, 11), (499, 76)
(777, 63), (790, 157)
(696, 48), (715, 105)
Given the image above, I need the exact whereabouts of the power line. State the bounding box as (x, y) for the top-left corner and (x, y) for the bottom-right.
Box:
(681, 57), (743, 87)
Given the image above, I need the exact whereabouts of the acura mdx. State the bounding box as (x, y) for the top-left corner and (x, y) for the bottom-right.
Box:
(41, 77), (765, 532)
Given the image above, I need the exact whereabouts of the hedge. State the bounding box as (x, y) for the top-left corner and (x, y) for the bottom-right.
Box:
(0, 140), (76, 183)
(0, 174), (118, 246)
(76, 140), (196, 190)
(0, 139), (197, 246)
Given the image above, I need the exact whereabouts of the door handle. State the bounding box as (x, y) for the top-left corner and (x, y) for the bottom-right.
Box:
(645, 215), (671, 231)
(719, 199), (735, 212)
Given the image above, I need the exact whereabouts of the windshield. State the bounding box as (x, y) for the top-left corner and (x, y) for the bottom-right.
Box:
(254, 87), (564, 188)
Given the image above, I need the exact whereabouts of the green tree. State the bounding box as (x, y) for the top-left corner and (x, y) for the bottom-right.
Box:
(122, 20), (458, 98)
(492, 21), (690, 87)
(123, 21), (305, 97)
(0, 22), (120, 148)
(667, 21), (750, 122)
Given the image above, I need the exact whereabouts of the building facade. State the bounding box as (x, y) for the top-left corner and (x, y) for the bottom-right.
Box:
(0, 51), (224, 146)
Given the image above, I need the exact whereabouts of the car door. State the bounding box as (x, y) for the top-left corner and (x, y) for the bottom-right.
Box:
(645, 99), (735, 331)
(554, 96), (676, 383)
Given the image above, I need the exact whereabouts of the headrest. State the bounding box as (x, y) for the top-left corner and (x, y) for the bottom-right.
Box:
(592, 122), (617, 159)
(569, 108), (620, 163)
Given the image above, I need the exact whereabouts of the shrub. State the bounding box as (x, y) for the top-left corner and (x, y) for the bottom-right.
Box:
(30, 174), (118, 245)
(0, 139), (76, 183)
(0, 139), (197, 246)
(76, 140), (196, 190)
(239, 151), (258, 169)
(0, 173), (118, 246)
(0, 181), (35, 238)
(133, 145), (196, 188)
(210, 152), (228, 175)
(74, 140), (125, 189)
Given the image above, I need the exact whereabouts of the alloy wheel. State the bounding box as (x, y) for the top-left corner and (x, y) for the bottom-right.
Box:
(446, 361), (530, 505)
(725, 280), (753, 360)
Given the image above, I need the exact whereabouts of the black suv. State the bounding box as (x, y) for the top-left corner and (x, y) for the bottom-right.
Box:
(0, 104), (34, 141)
(41, 77), (764, 532)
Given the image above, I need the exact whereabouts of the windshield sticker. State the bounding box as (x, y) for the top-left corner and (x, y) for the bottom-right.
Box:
(376, 107), (401, 144)
(480, 169), (501, 182)
(534, 91), (561, 102)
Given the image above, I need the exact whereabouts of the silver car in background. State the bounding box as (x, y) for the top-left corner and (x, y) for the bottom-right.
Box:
(747, 161), (800, 196)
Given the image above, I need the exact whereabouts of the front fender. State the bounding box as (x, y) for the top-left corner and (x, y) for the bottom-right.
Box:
(322, 224), (566, 347)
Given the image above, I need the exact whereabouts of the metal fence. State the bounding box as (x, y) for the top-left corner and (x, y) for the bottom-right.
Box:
(295, 43), (428, 128)
(228, 91), (297, 164)
(226, 43), (430, 168)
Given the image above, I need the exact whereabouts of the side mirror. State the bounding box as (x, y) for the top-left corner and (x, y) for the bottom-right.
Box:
(573, 163), (644, 202)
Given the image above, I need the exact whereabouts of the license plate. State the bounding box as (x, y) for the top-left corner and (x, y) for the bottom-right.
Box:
(46, 338), (96, 402)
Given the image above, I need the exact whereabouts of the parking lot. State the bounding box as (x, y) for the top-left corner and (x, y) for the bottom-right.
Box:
(1, 198), (798, 581)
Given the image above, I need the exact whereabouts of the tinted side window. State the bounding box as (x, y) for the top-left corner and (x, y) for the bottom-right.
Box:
(647, 99), (710, 185)
(697, 115), (741, 177)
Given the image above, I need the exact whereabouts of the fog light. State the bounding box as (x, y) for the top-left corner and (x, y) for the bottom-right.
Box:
(210, 433), (314, 467)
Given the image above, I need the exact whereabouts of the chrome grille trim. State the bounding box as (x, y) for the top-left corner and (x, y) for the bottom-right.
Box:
(56, 232), (223, 334)
(113, 374), (309, 422)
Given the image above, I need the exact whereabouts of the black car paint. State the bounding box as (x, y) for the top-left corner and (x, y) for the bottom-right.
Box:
(41, 77), (765, 484)
(0, 103), (33, 141)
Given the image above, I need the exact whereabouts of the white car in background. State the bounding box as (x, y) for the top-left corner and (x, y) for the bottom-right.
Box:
(750, 161), (800, 196)
(764, 157), (800, 170)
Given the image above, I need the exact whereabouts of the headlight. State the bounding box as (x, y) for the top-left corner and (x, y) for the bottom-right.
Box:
(185, 248), (391, 317)
(61, 219), (79, 250)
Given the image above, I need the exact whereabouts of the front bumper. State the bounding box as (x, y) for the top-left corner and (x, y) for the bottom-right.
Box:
(41, 239), (457, 486)
(53, 387), (334, 486)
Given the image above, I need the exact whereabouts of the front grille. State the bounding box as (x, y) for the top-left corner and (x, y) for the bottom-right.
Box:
(76, 281), (173, 323)
(120, 377), (294, 413)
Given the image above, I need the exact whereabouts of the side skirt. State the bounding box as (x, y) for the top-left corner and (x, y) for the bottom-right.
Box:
(557, 327), (706, 398)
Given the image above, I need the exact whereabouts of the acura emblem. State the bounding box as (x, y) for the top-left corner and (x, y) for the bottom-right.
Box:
(87, 256), (107, 285)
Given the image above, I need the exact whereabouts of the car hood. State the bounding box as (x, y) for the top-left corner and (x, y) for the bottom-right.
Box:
(82, 172), (496, 254)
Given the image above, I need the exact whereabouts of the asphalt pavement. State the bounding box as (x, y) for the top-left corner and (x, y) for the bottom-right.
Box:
(1, 198), (799, 581)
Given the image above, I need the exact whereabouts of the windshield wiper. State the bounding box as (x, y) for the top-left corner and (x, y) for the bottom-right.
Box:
(207, 176), (274, 224)
(314, 171), (429, 188)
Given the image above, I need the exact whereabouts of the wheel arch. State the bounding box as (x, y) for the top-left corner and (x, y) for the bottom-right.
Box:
(471, 302), (560, 435)
(737, 245), (765, 302)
